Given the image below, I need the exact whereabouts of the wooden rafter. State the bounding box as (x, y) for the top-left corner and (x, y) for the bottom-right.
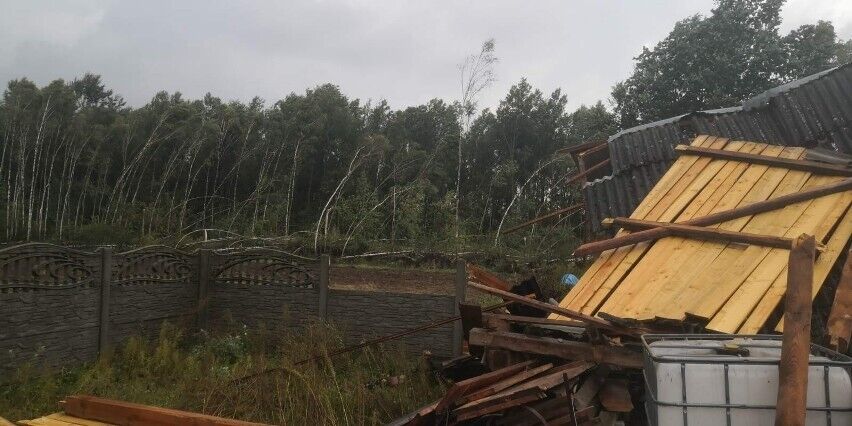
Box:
(675, 145), (852, 176)
(574, 177), (852, 256)
(606, 217), (797, 249)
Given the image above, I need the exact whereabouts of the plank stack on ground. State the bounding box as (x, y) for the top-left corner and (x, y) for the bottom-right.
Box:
(17, 395), (267, 426)
(556, 135), (852, 334)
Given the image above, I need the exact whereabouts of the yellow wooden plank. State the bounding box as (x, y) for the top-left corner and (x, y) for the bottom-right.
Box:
(605, 144), (789, 320)
(677, 147), (811, 320)
(738, 189), (852, 334)
(620, 142), (771, 319)
(46, 413), (113, 426)
(554, 136), (723, 318)
(557, 136), (723, 314)
(703, 175), (835, 332)
(593, 138), (739, 317)
(775, 203), (852, 332)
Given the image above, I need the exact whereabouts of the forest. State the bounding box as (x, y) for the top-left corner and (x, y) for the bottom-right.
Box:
(1, 0), (850, 258)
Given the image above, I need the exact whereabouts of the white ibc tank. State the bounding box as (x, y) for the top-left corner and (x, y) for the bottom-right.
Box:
(642, 335), (852, 426)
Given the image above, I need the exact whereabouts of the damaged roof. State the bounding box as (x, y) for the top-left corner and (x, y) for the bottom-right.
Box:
(584, 63), (852, 233)
(558, 135), (852, 334)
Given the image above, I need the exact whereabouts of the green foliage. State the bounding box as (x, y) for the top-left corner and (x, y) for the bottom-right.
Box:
(0, 322), (444, 424)
(613, 0), (852, 127)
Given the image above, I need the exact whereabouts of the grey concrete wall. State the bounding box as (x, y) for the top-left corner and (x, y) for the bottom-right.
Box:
(0, 287), (100, 374)
(328, 289), (456, 356)
(0, 245), (460, 375)
(209, 284), (319, 333)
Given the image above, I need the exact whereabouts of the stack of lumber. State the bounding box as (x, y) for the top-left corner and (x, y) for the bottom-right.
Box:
(556, 135), (852, 334)
(392, 273), (644, 425)
(16, 395), (266, 426)
(396, 346), (636, 425)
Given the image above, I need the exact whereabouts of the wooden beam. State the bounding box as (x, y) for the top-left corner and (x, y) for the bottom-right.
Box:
(467, 264), (512, 291)
(467, 282), (632, 334)
(482, 313), (586, 328)
(565, 159), (611, 186)
(61, 395), (267, 426)
(598, 379), (634, 412)
(433, 360), (536, 413)
(827, 249), (852, 353)
(574, 177), (852, 256)
(454, 361), (593, 421)
(469, 328), (643, 369)
(676, 145), (852, 176)
(502, 203), (584, 235)
(610, 217), (795, 249)
(775, 234), (816, 426)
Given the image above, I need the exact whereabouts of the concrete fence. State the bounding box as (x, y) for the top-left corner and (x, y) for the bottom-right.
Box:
(0, 243), (465, 375)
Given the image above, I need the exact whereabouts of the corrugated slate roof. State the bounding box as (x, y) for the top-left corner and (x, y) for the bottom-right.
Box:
(584, 62), (852, 234)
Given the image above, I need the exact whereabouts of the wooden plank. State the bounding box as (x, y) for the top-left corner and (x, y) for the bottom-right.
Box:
(468, 282), (630, 334)
(573, 176), (852, 256)
(61, 395), (268, 426)
(703, 174), (831, 332)
(562, 136), (731, 315)
(643, 147), (806, 321)
(461, 363), (555, 403)
(775, 234), (816, 426)
(482, 313), (585, 328)
(46, 414), (112, 426)
(598, 379), (634, 413)
(609, 217), (795, 249)
(775, 203), (852, 332)
(671, 148), (814, 321)
(0, 416), (16, 426)
(467, 263), (512, 291)
(457, 361), (593, 410)
(502, 203), (584, 235)
(454, 388), (543, 421)
(576, 140), (761, 316)
(602, 144), (787, 319)
(433, 359), (537, 413)
(560, 135), (722, 312)
(738, 194), (852, 334)
(469, 328), (643, 368)
(565, 159), (611, 186)
(675, 144), (852, 176)
(578, 143), (761, 316)
(826, 249), (852, 353)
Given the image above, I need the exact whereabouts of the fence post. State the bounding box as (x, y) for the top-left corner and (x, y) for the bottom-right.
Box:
(98, 247), (112, 358)
(318, 254), (330, 321)
(453, 259), (467, 357)
(197, 249), (211, 331)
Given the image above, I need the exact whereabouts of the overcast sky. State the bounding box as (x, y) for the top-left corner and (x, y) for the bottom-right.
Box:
(1, 0), (850, 112)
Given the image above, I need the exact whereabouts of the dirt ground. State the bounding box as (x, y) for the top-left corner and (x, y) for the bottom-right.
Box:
(329, 265), (457, 295)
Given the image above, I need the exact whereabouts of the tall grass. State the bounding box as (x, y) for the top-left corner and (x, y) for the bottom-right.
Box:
(0, 322), (445, 424)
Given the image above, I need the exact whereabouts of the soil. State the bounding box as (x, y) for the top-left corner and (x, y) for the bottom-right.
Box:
(329, 265), (457, 295)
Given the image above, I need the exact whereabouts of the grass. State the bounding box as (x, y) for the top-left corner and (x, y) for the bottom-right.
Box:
(0, 322), (446, 424)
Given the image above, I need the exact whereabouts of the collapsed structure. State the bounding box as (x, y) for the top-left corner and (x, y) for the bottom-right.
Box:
(400, 133), (852, 425)
(583, 63), (852, 235)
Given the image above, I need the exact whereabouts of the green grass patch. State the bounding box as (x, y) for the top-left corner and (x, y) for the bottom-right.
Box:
(0, 322), (445, 424)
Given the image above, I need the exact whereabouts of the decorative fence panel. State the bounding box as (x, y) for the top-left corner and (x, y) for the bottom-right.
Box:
(0, 246), (463, 375)
(0, 244), (102, 373)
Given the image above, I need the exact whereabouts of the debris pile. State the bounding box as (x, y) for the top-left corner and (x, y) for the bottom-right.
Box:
(395, 135), (852, 425)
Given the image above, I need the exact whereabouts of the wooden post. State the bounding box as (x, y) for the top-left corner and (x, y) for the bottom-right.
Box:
(318, 254), (330, 320)
(775, 234), (816, 426)
(98, 247), (112, 357)
(827, 249), (852, 353)
(197, 249), (211, 331)
(453, 259), (467, 357)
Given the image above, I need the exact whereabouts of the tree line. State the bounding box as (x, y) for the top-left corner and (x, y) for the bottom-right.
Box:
(1, 0), (848, 255)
